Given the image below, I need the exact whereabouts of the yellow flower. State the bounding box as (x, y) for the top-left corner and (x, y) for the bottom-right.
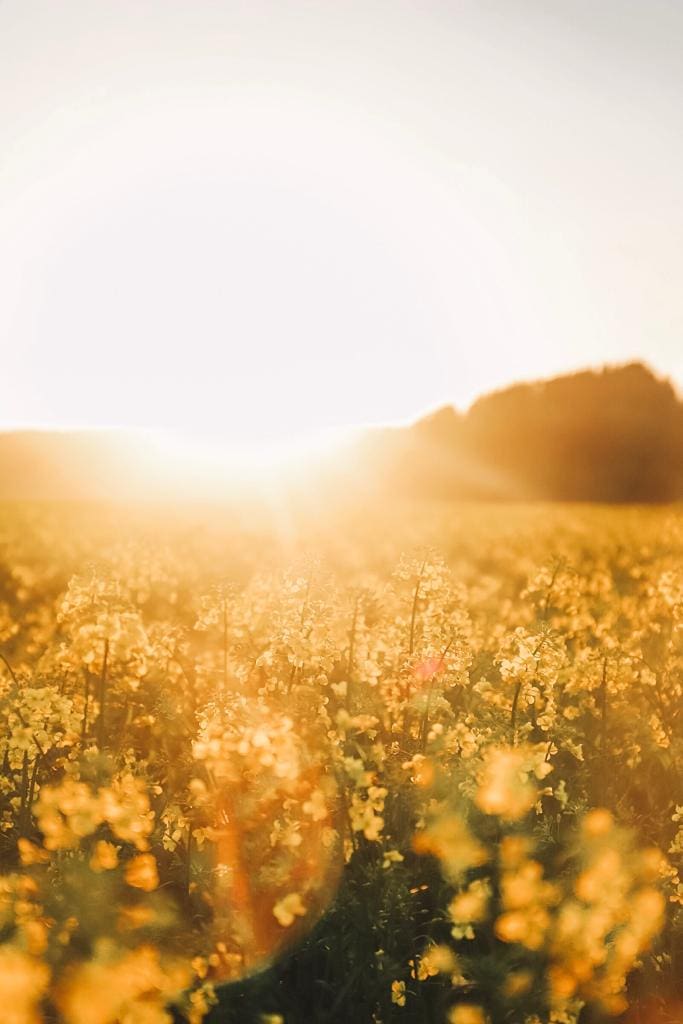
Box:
(582, 808), (614, 838)
(449, 879), (490, 928)
(90, 840), (119, 872)
(413, 814), (487, 881)
(302, 788), (328, 821)
(273, 893), (307, 927)
(391, 979), (407, 1006)
(495, 906), (550, 949)
(17, 838), (49, 866)
(474, 748), (540, 821)
(0, 946), (50, 1024)
(55, 945), (188, 1024)
(125, 854), (159, 892)
(415, 945), (457, 980)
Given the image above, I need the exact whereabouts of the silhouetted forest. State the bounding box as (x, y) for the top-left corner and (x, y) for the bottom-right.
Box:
(359, 362), (683, 502)
(1, 363), (681, 502)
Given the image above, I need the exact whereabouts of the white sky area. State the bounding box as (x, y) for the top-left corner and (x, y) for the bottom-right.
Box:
(1, 0), (682, 448)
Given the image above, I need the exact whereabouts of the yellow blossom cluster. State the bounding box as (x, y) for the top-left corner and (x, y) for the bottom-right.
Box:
(0, 502), (678, 1023)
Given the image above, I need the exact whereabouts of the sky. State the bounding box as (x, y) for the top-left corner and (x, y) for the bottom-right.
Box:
(1, 0), (682, 449)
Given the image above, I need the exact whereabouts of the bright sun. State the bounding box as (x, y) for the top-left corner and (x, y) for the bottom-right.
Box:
(1, 78), (536, 443)
(129, 423), (358, 496)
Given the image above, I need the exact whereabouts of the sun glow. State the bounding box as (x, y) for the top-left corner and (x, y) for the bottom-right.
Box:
(126, 424), (359, 496)
(0, 9), (628, 443)
(2, 0), (683, 446)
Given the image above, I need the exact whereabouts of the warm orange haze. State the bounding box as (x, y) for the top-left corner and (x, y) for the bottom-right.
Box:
(1, 362), (682, 505)
(1, 2), (683, 1024)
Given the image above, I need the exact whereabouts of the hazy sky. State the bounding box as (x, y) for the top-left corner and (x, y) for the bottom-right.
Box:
(1, 0), (682, 445)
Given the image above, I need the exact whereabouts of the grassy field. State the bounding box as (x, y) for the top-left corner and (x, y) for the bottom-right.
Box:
(0, 501), (680, 1024)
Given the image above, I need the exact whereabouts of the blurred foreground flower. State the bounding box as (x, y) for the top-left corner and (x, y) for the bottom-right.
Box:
(414, 748), (668, 1023)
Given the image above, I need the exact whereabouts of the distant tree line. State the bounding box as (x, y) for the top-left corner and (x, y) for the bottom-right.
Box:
(362, 363), (683, 502)
(1, 363), (681, 503)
